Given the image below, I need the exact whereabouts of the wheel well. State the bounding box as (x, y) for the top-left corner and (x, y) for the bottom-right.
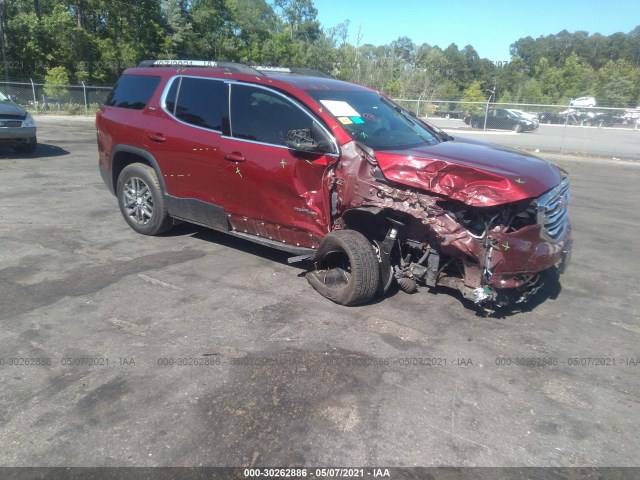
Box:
(341, 208), (412, 241)
(111, 151), (152, 192)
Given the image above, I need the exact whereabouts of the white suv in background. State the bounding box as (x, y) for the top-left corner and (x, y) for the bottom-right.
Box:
(569, 96), (596, 107)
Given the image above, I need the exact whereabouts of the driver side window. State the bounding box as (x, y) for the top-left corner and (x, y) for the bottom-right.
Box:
(230, 84), (314, 146)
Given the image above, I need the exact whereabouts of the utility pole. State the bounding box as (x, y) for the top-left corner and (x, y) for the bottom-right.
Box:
(0, 0), (8, 83)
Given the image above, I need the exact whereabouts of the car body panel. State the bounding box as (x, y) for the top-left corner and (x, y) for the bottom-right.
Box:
(375, 141), (561, 206)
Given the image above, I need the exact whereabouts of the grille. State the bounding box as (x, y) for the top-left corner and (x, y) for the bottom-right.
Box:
(0, 114), (26, 120)
(536, 178), (570, 241)
(0, 120), (22, 127)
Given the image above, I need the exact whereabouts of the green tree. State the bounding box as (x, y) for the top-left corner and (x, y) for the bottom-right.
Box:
(44, 65), (70, 100)
(460, 80), (487, 113)
(595, 60), (640, 106)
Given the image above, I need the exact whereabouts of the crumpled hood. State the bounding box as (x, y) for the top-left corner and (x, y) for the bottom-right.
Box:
(374, 140), (562, 206)
(0, 101), (27, 119)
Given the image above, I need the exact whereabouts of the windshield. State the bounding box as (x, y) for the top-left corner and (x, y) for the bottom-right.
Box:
(308, 90), (440, 150)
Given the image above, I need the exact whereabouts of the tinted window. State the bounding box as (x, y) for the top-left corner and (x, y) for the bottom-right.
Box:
(105, 75), (160, 110)
(164, 77), (180, 115)
(174, 77), (227, 131)
(230, 84), (313, 146)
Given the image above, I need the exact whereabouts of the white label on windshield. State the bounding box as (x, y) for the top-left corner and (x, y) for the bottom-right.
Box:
(320, 100), (360, 117)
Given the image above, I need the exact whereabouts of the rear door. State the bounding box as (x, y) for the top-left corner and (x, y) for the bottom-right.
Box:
(143, 76), (230, 227)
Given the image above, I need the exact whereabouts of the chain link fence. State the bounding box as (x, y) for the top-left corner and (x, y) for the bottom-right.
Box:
(392, 99), (640, 159)
(2, 78), (637, 130)
(393, 99), (640, 129)
(0, 79), (637, 157)
(0, 80), (112, 115)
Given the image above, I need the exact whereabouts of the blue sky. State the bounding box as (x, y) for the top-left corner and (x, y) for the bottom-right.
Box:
(312, 0), (639, 61)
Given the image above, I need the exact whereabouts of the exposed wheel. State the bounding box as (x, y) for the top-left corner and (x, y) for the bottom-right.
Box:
(512, 123), (523, 133)
(116, 163), (173, 235)
(15, 137), (37, 154)
(306, 230), (380, 306)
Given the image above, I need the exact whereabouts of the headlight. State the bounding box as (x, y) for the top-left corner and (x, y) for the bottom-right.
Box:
(22, 113), (36, 128)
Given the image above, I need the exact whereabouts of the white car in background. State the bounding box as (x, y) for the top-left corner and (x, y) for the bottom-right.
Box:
(569, 96), (596, 107)
(622, 108), (640, 125)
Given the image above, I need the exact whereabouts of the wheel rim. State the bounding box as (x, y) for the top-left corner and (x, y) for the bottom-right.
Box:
(123, 176), (154, 225)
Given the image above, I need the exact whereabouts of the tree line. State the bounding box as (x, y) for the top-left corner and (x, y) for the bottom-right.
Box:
(1, 0), (639, 107)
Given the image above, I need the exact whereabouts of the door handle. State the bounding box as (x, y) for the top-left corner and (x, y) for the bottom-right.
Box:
(224, 152), (246, 162)
(147, 132), (166, 143)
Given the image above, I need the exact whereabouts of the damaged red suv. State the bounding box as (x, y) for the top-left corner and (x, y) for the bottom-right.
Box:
(97, 60), (572, 311)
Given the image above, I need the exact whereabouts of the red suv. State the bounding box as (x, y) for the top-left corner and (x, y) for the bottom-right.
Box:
(97, 60), (572, 311)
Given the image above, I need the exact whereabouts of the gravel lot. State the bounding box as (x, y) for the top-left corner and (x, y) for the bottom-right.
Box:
(1, 116), (639, 470)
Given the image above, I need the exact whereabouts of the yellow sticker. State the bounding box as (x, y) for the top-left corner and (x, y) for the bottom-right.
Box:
(338, 116), (353, 125)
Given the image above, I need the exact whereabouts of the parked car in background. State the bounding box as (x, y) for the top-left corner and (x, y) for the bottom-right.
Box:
(465, 108), (537, 132)
(506, 109), (539, 128)
(538, 112), (569, 124)
(0, 90), (37, 154)
(569, 96), (596, 107)
(622, 108), (640, 125)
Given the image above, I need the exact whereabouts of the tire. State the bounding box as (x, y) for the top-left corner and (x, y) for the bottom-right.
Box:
(471, 119), (480, 128)
(512, 123), (523, 133)
(15, 137), (37, 154)
(306, 230), (380, 306)
(116, 163), (173, 236)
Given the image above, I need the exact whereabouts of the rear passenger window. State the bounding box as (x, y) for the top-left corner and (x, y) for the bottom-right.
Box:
(173, 77), (228, 131)
(230, 84), (314, 146)
(164, 77), (180, 115)
(105, 75), (160, 110)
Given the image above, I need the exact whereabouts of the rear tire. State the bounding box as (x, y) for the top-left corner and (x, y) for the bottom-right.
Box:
(307, 230), (380, 306)
(116, 163), (173, 236)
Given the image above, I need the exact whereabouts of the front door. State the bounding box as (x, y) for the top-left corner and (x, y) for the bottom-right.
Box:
(218, 83), (337, 248)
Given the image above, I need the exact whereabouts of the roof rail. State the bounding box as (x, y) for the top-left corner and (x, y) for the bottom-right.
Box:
(253, 66), (333, 79)
(137, 59), (262, 76)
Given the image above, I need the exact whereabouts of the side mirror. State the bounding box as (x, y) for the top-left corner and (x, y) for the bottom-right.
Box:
(285, 123), (333, 154)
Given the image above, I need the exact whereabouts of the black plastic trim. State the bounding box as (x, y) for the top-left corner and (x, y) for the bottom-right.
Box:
(165, 196), (230, 232)
(110, 145), (168, 194)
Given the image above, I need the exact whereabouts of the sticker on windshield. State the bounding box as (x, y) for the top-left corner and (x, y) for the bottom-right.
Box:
(338, 117), (353, 125)
(320, 100), (360, 117)
(350, 116), (365, 124)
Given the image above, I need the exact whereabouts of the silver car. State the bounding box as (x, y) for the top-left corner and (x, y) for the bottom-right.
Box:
(0, 91), (37, 154)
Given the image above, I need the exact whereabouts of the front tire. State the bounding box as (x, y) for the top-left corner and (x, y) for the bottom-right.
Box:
(117, 163), (173, 236)
(512, 123), (523, 133)
(306, 230), (380, 306)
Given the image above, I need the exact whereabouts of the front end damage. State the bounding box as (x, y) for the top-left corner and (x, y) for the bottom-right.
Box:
(326, 140), (572, 312)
